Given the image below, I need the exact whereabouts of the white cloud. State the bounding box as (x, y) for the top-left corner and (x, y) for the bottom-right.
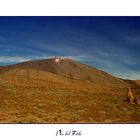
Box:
(0, 55), (50, 63)
(113, 70), (140, 80)
(0, 56), (31, 63)
(124, 33), (140, 45)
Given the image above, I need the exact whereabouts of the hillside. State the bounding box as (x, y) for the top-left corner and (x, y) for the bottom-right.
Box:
(0, 66), (3, 69)
(0, 57), (140, 123)
(133, 80), (140, 86)
(1, 57), (128, 87)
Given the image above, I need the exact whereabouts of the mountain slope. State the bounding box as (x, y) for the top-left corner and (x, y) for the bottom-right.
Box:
(0, 57), (140, 123)
(0, 57), (128, 87)
(0, 66), (3, 69)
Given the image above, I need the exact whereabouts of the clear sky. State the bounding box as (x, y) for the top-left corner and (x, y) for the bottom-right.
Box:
(0, 16), (140, 79)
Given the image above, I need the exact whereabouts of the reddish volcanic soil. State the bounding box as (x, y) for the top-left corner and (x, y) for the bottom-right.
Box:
(0, 57), (140, 123)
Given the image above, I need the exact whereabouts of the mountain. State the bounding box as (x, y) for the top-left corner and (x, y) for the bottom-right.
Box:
(0, 57), (128, 87)
(0, 66), (3, 69)
(133, 80), (140, 86)
(1, 57), (140, 123)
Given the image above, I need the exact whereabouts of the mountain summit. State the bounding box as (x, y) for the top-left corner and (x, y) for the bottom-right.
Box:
(1, 57), (128, 87)
(0, 57), (140, 123)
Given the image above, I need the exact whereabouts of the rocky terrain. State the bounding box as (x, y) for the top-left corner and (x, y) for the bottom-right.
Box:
(0, 57), (139, 123)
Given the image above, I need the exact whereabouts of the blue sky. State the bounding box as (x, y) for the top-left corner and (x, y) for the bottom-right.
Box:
(0, 16), (140, 79)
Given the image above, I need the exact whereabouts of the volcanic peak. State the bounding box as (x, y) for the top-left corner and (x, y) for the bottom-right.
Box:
(53, 57), (65, 63)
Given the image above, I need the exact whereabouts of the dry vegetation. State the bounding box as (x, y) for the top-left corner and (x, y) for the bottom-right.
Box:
(0, 68), (140, 123)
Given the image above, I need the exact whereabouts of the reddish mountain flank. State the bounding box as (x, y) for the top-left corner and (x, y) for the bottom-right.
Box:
(1, 57), (128, 87)
(0, 57), (140, 123)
